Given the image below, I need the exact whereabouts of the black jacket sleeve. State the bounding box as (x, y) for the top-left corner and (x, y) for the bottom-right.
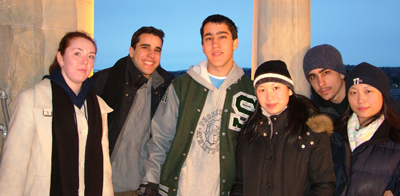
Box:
(229, 133), (244, 196)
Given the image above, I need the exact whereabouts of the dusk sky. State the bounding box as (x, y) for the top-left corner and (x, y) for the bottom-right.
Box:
(94, 1), (400, 71)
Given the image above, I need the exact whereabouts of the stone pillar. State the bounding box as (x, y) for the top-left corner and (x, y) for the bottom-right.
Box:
(252, 0), (310, 97)
(0, 0), (93, 152)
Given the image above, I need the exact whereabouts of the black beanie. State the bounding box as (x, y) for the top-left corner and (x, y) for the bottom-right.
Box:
(346, 62), (389, 100)
(303, 44), (346, 83)
(254, 60), (294, 91)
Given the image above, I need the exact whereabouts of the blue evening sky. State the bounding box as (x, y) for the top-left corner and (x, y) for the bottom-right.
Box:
(94, 1), (400, 71)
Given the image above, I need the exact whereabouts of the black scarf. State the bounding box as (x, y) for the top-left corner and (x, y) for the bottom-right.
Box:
(43, 67), (93, 109)
(46, 68), (104, 195)
(100, 56), (148, 153)
(100, 57), (126, 126)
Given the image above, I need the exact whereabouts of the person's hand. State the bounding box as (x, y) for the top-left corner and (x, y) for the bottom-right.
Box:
(383, 190), (394, 196)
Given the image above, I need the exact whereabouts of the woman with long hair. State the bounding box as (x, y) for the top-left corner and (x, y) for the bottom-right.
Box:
(0, 31), (113, 195)
(230, 60), (336, 195)
(332, 62), (400, 196)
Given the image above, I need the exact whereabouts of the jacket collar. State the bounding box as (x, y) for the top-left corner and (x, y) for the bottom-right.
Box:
(125, 56), (148, 87)
(259, 108), (289, 137)
(367, 120), (390, 143)
(151, 67), (165, 89)
(34, 79), (53, 109)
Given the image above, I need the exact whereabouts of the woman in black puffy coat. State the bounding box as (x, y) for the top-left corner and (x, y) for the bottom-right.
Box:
(331, 62), (400, 196)
(230, 60), (336, 196)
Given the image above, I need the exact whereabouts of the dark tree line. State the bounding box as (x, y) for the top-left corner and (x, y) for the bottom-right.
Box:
(345, 65), (400, 88)
(169, 66), (400, 88)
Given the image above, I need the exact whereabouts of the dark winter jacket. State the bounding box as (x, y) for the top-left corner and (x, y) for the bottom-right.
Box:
(311, 88), (348, 121)
(330, 120), (400, 196)
(230, 109), (336, 196)
(91, 56), (174, 153)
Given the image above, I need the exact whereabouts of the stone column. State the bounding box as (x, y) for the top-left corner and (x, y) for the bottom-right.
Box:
(0, 0), (93, 152)
(252, 0), (310, 97)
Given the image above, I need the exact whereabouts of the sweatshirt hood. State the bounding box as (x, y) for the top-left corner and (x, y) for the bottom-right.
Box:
(187, 59), (245, 90)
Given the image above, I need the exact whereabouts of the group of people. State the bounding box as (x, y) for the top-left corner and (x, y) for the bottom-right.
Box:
(0, 13), (399, 196)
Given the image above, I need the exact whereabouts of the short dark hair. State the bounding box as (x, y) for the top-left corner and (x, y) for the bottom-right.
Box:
(49, 31), (96, 74)
(131, 26), (165, 49)
(200, 14), (238, 44)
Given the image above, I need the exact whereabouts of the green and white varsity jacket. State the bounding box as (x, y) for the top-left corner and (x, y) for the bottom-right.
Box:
(142, 60), (256, 196)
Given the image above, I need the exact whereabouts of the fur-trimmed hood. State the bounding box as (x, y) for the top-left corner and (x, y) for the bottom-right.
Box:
(306, 114), (334, 136)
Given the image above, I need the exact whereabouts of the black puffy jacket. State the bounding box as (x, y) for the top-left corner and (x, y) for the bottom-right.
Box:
(230, 110), (336, 196)
(330, 120), (400, 196)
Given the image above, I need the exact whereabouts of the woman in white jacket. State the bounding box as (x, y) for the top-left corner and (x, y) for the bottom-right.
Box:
(0, 31), (113, 196)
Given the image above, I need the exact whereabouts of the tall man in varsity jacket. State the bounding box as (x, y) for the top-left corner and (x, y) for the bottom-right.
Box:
(140, 14), (257, 196)
(91, 26), (174, 196)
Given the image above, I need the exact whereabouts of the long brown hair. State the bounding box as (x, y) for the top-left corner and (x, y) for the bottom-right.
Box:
(48, 31), (97, 74)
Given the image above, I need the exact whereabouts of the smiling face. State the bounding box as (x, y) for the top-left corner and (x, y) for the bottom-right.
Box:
(348, 84), (383, 126)
(202, 22), (238, 76)
(129, 33), (162, 78)
(57, 37), (96, 94)
(308, 68), (346, 103)
(256, 82), (293, 115)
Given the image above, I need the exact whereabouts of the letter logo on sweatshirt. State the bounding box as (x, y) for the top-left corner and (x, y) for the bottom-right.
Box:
(229, 92), (257, 131)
